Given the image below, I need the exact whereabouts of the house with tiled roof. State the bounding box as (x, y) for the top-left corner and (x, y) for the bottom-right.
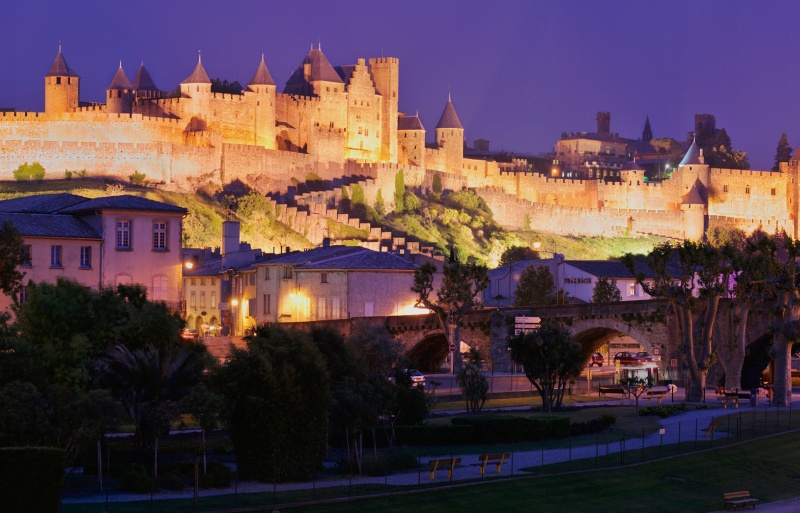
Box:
(0, 193), (186, 311)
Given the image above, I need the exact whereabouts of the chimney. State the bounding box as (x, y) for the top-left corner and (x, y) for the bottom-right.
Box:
(322, 237), (331, 247)
(222, 221), (240, 257)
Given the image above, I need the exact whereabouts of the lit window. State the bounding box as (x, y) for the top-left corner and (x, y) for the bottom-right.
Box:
(117, 220), (131, 249)
(80, 246), (92, 268)
(153, 221), (167, 250)
(211, 292), (216, 308)
(190, 292), (197, 308)
(50, 245), (62, 267)
(200, 292), (206, 308)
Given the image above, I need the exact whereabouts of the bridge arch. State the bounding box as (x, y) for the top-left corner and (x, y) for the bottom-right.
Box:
(404, 331), (449, 372)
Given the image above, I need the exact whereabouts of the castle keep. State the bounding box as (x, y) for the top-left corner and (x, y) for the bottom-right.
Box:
(1, 46), (798, 243)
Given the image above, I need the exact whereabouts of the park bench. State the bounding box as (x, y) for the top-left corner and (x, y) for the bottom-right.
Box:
(599, 385), (627, 399)
(702, 417), (719, 438)
(476, 453), (510, 475)
(723, 490), (758, 509)
(645, 386), (669, 404)
(427, 457), (461, 479)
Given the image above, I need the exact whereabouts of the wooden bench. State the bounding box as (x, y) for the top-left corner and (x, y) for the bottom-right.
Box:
(702, 417), (719, 438)
(427, 457), (461, 479)
(476, 453), (510, 475)
(645, 386), (669, 404)
(599, 385), (627, 399)
(723, 490), (758, 509)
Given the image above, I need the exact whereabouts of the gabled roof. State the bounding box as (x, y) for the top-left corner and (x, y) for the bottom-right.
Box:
(0, 212), (100, 240)
(299, 250), (417, 271)
(284, 47), (344, 93)
(680, 137), (703, 166)
(248, 55), (275, 87)
(565, 260), (635, 279)
(0, 193), (89, 214)
(436, 97), (463, 130)
(108, 64), (132, 90)
(398, 115), (425, 131)
(258, 245), (364, 266)
(46, 49), (79, 77)
(58, 195), (187, 215)
(182, 57), (211, 84)
(132, 64), (159, 91)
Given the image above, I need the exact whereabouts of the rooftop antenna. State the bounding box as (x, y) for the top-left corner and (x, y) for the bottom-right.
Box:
(58, 41), (62, 53)
(119, 60), (122, 69)
(448, 85), (451, 102)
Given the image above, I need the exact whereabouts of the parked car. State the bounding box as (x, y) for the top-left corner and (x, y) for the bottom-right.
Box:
(613, 351), (642, 366)
(636, 351), (654, 363)
(388, 369), (426, 388)
(589, 352), (604, 367)
(180, 328), (199, 341)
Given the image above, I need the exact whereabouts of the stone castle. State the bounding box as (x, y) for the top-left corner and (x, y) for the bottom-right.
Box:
(1, 46), (798, 244)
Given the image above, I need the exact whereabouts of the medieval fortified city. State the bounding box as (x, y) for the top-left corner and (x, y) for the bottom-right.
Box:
(3, 3), (800, 512)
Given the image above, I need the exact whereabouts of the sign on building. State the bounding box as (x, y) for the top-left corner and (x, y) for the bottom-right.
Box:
(514, 316), (541, 335)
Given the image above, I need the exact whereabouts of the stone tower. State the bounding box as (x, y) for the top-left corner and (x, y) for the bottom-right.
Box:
(284, 46), (343, 97)
(435, 94), (464, 174)
(596, 112), (610, 135)
(45, 46), (80, 114)
(247, 54), (277, 149)
(180, 54), (212, 131)
(642, 116), (653, 142)
(369, 57), (399, 162)
(106, 62), (134, 114)
(398, 113), (425, 168)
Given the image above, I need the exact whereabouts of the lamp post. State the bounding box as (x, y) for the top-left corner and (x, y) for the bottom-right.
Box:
(231, 298), (238, 336)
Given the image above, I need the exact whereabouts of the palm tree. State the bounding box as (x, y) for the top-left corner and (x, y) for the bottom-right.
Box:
(97, 344), (204, 478)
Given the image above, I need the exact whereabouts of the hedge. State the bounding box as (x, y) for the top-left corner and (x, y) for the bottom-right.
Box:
(451, 415), (571, 443)
(0, 446), (65, 513)
(395, 424), (475, 446)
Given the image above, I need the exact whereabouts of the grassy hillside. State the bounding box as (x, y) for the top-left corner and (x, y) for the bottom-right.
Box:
(0, 179), (665, 265)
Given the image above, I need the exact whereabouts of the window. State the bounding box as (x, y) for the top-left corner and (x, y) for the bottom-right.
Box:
(200, 292), (206, 308)
(56, 77), (61, 85)
(628, 283), (638, 297)
(211, 292), (216, 309)
(772, 188), (777, 196)
(249, 273), (255, 286)
(263, 293), (271, 314)
(151, 276), (168, 301)
(746, 185), (751, 194)
(283, 266), (293, 279)
(190, 278), (196, 286)
(190, 292), (197, 308)
(332, 297), (341, 318)
(19, 286), (27, 304)
(364, 302), (374, 317)
(723, 184), (729, 193)
(321, 272), (328, 284)
(317, 297), (327, 320)
(153, 221), (167, 250)
(116, 220), (131, 249)
(211, 278), (216, 286)
(50, 245), (62, 267)
(80, 246), (92, 268)
(21, 245), (31, 266)
(200, 278), (205, 286)
(264, 268), (270, 280)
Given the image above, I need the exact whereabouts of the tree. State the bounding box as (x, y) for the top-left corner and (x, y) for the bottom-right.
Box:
(12, 162), (46, 181)
(215, 325), (330, 482)
(499, 246), (539, 267)
(513, 265), (557, 306)
(181, 382), (222, 474)
(592, 277), (622, 304)
(431, 173), (443, 196)
(773, 132), (793, 171)
(623, 376), (655, 416)
(374, 189), (386, 218)
(0, 220), (25, 302)
(456, 349), (488, 412)
(508, 322), (584, 412)
(394, 169), (405, 214)
(412, 256), (488, 373)
(697, 128), (750, 170)
(623, 241), (727, 401)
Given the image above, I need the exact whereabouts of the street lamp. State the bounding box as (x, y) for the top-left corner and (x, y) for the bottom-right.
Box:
(231, 298), (238, 336)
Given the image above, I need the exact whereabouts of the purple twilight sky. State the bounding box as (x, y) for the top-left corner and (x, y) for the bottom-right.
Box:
(1, 0), (798, 170)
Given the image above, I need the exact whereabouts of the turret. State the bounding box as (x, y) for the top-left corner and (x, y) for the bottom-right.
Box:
(132, 63), (161, 100)
(680, 178), (708, 241)
(106, 62), (133, 114)
(435, 94), (464, 174)
(677, 135), (710, 192)
(398, 113), (425, 168)
(247, 54), (277, 149)
(284, 45), (344, 97)
(369, 57), (399, 162)
(180, 53), (212, 131)
(44, 45), (80, 114)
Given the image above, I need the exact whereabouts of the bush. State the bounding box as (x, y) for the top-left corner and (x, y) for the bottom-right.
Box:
(395, 424), (475, 446)
(639, 404), (687, 418)
(451, 415), (571, 443)
(0, 447), (65, 513)
(158, 471), (184, 490)
(65, 170), (72, 179)
(129, 171), (147, 186)
(570, 415), (617, 436)
(200, 461), (232, 488)
(13, 162), (46, 181)
(120, 464), (153, 493)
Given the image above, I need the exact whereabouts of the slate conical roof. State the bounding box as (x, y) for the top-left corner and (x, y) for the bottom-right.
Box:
(621, 159), (644, 171)
(248, 55), (275, 87)
(398, 114), (425, 131)
(108, 63), (132, 90)
(46, 48), (79, 77)
(285, 47), (344, 86)
(682, 178), (708, 205)
(680, 136), (703, 166)
(182, 56), (211, 84)
(436, 96), (463, 130)
(132, 64), (159, 91)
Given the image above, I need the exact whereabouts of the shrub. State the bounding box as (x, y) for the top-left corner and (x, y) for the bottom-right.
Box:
(129, 171), (147, 186)
(65, 170), (72, 179)
(158, 471), (184, 490)
(569, 415), (616, 436)
(13, 162), (46, 181)
(0, 447), (65, 513)
(450, 415), (571, 443)
(120, 464), (153, 493)
(394, 424), (475, 446)
(200, 461), (232, 488)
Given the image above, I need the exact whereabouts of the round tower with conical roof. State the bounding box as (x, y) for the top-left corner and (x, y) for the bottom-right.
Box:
(180, 53), (212, 130)
(435, 93), (464, 174)
(677, 135), (710, 193)
(44, 45), (80, 114)
(247, 54), (277, 149)
(106, 62), (134, 114)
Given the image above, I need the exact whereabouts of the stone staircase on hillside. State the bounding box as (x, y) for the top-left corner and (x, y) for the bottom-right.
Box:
(265, 175), (441, 258)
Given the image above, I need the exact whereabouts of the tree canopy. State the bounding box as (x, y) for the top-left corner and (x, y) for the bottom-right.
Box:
(591, 277), (622, 304)
(513, 264), (558, 306)
(773, 132), (793, 171)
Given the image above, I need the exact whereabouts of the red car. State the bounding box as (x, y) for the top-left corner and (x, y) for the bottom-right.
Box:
(588, 352), (604, 367)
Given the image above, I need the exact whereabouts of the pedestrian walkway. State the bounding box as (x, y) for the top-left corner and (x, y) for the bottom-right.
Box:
(63, 391), (798, 512)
